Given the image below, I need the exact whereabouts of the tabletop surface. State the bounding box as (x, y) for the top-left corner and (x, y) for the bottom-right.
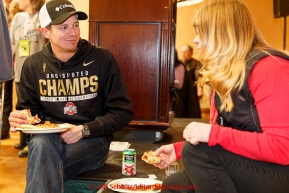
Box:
(73, 118), (209, 193)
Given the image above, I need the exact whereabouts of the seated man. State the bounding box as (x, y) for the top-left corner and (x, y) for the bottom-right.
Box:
(8, 0), (133, 192)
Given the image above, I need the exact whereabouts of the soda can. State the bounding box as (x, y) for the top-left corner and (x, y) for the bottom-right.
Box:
(122, 149), (136, 176)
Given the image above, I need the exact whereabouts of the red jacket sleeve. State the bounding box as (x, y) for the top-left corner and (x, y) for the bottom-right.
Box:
(173, 141), (185, 160)
(208, 56), (289, 165)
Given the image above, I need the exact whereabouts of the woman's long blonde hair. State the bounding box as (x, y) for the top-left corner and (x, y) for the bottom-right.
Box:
(194, 0), (275, 112)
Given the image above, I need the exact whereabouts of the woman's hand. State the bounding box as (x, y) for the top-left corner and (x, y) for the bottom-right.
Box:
(60, 125), (83, 144)
(183, 122), (211, 145)
(153, 144), (176, 169)
(9, 111), (28, 132)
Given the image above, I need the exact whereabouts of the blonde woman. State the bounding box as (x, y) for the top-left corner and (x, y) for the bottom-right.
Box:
(154, 0), (289, 192)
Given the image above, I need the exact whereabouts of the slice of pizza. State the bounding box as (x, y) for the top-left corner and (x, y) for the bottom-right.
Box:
(21, 109), (41, 125)
(141, 150), (162, 164)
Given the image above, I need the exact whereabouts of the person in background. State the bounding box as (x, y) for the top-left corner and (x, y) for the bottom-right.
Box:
(180, 44), (201, 76)
(173, 50), (186, 90)
(174, 69), (202, 118)
(5, 0), (21, 24)
(180, 44), (203, 98)
(154, 0), (289, 192)
(8, 0), (21, 24)
(4, 0), (11, 17)
(8, 0), (133, 192)
(173, 49), (201, 118)
(9, 0), (45, 156)
(0, 1), (13, 124)
(171, 50), (186, 116)
(0, 0), (18, 140)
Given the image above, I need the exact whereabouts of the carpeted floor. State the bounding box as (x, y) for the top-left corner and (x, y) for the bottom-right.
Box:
(0, 132), (27, 193)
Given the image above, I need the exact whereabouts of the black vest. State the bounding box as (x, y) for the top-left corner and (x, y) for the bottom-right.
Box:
(215, 49), (289, 132)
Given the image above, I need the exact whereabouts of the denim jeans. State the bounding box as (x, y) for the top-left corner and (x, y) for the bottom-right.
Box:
(161, 142), (289, 193)
(25, 133), (110, 193)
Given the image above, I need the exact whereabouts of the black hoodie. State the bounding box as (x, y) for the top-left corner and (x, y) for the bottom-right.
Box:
(16, 39), (133, 138)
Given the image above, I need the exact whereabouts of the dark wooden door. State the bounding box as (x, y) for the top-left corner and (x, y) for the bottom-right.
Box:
(89, 0), (176, 130)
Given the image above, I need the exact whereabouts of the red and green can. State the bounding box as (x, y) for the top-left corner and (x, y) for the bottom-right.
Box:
(122, 149), (136, 176)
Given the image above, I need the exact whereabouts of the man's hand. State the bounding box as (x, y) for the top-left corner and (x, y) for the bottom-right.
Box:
(60, 125), (83, 144)
(9, 111), (28, 132)
(153, 144), (176, 169)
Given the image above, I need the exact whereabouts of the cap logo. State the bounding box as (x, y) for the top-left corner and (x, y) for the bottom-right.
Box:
(39, 0), (88, 28)
(55, 4), (75, 11)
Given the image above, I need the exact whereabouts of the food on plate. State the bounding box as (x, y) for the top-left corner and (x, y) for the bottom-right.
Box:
(20, 121), (60, 129)
(141, 150), (162, 164)
(36, 121), (60, 129)
(21, 109), (41, 124)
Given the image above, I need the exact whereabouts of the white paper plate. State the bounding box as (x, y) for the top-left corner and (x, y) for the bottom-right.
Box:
(107, 178), (162, 193)
(16, 124), (72, 134)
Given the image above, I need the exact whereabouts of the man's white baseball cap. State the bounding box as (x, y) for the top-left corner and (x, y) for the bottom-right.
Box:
(39, 0), (88, 28)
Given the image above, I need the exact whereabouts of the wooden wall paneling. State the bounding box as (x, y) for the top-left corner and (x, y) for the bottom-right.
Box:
(89, 0), (171, 22)
(158, 23), (170, 123)
(88, 22), (97, 45)
(89, 0), (175, 130)
(97, 22), (160, 121)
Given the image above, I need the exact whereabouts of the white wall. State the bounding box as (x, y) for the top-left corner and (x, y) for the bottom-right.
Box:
(70, 0), (89, 40)
(176, 0), (288, 55)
